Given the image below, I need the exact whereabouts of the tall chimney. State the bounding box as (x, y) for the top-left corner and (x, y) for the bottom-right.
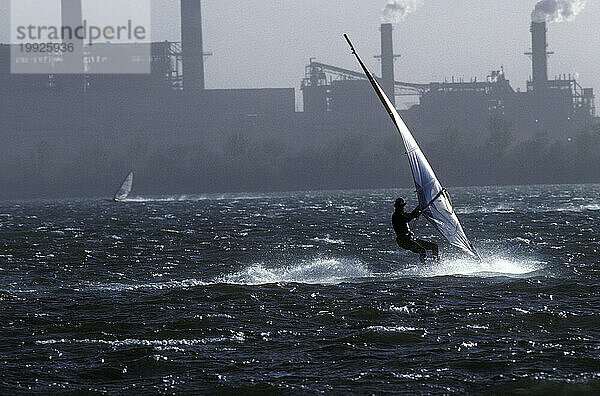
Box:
(181, 0), (205, 94)
(60, 0), (84, 90)
(380, 23), (395, 107)
(531, 21), (548, 92)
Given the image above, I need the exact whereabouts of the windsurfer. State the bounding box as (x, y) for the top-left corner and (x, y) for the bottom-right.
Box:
(345, 34), (479, 259)
(393, 198), (439, 263)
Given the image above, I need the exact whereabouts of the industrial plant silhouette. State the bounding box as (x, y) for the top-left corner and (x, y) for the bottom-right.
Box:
(0, 1), (597, 199)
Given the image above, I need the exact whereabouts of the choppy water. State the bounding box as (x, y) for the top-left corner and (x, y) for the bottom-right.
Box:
(1, 185), (599, 394)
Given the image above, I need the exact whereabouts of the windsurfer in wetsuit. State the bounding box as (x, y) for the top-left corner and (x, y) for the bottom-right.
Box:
(393, 197), (439, 263)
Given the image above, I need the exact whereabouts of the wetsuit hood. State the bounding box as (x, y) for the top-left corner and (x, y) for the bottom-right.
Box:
(395, 198), (406, 209)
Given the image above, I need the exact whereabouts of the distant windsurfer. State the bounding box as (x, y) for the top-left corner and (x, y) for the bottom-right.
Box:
(393, 198), (439, 263)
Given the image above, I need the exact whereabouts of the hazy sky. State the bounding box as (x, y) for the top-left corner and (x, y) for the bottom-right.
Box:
(2, 1), (599, 105)
(188, 1), (599, 95)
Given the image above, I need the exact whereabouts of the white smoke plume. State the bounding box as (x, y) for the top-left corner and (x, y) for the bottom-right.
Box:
(531, 0), (588, 23)
(381, 0), (420, 23)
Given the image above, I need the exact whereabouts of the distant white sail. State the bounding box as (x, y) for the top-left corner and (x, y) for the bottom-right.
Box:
(113, 171), (134, 202)
(344, 35), (479, 258)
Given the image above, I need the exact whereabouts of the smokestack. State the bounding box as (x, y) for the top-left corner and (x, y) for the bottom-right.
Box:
(61, 0), (82, 52)
(181, 0), (205, 94)
(531, 21), (548, 92)
(380, 23), (395, 106)
(60, 0), (84, 90)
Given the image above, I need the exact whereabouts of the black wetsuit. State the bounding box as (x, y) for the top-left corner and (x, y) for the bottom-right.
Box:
(393, 206), (439, 263)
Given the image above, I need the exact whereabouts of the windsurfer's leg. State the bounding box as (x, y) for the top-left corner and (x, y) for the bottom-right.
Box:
(397, 237), (427, 263)
(417, 239), (439, 259)
(414, 242), (427, 263)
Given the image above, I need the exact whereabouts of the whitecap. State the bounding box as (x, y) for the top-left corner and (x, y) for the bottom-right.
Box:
(86, 278), (207, 292)
(125, 194), (269, 203)
(538, 204), (600, 213)
(366, 325), (423, 332)
(393, 372), (431, 380)
(312, 235), (345, 245)
(217, 257), (372, 285)
(399, 256), (543, 278)
(123, 196), (188, 202)
(388, 305), (415, 315)
(35, 334), (245, 350)
(466, 324), (489, 330)
(458, 204), (518, 214)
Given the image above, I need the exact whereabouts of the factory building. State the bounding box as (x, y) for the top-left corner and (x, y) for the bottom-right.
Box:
(302, 21), (596, 142)
(0, 0), (295, 125)
(0, 1), (596, 143)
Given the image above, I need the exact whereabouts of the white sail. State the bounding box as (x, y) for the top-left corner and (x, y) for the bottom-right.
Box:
(344, 35), (479, 258)
(113, 171), (134, 201)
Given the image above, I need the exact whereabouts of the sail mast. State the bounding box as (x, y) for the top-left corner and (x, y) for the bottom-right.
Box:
(344, 35), (420, 191)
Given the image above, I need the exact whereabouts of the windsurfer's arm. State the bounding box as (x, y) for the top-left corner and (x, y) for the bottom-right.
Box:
(410, 206), (422, 220)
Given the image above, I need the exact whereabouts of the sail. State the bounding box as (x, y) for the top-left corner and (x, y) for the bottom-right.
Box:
(114, 171), (134, 201)
(344, 35), (478, 258)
